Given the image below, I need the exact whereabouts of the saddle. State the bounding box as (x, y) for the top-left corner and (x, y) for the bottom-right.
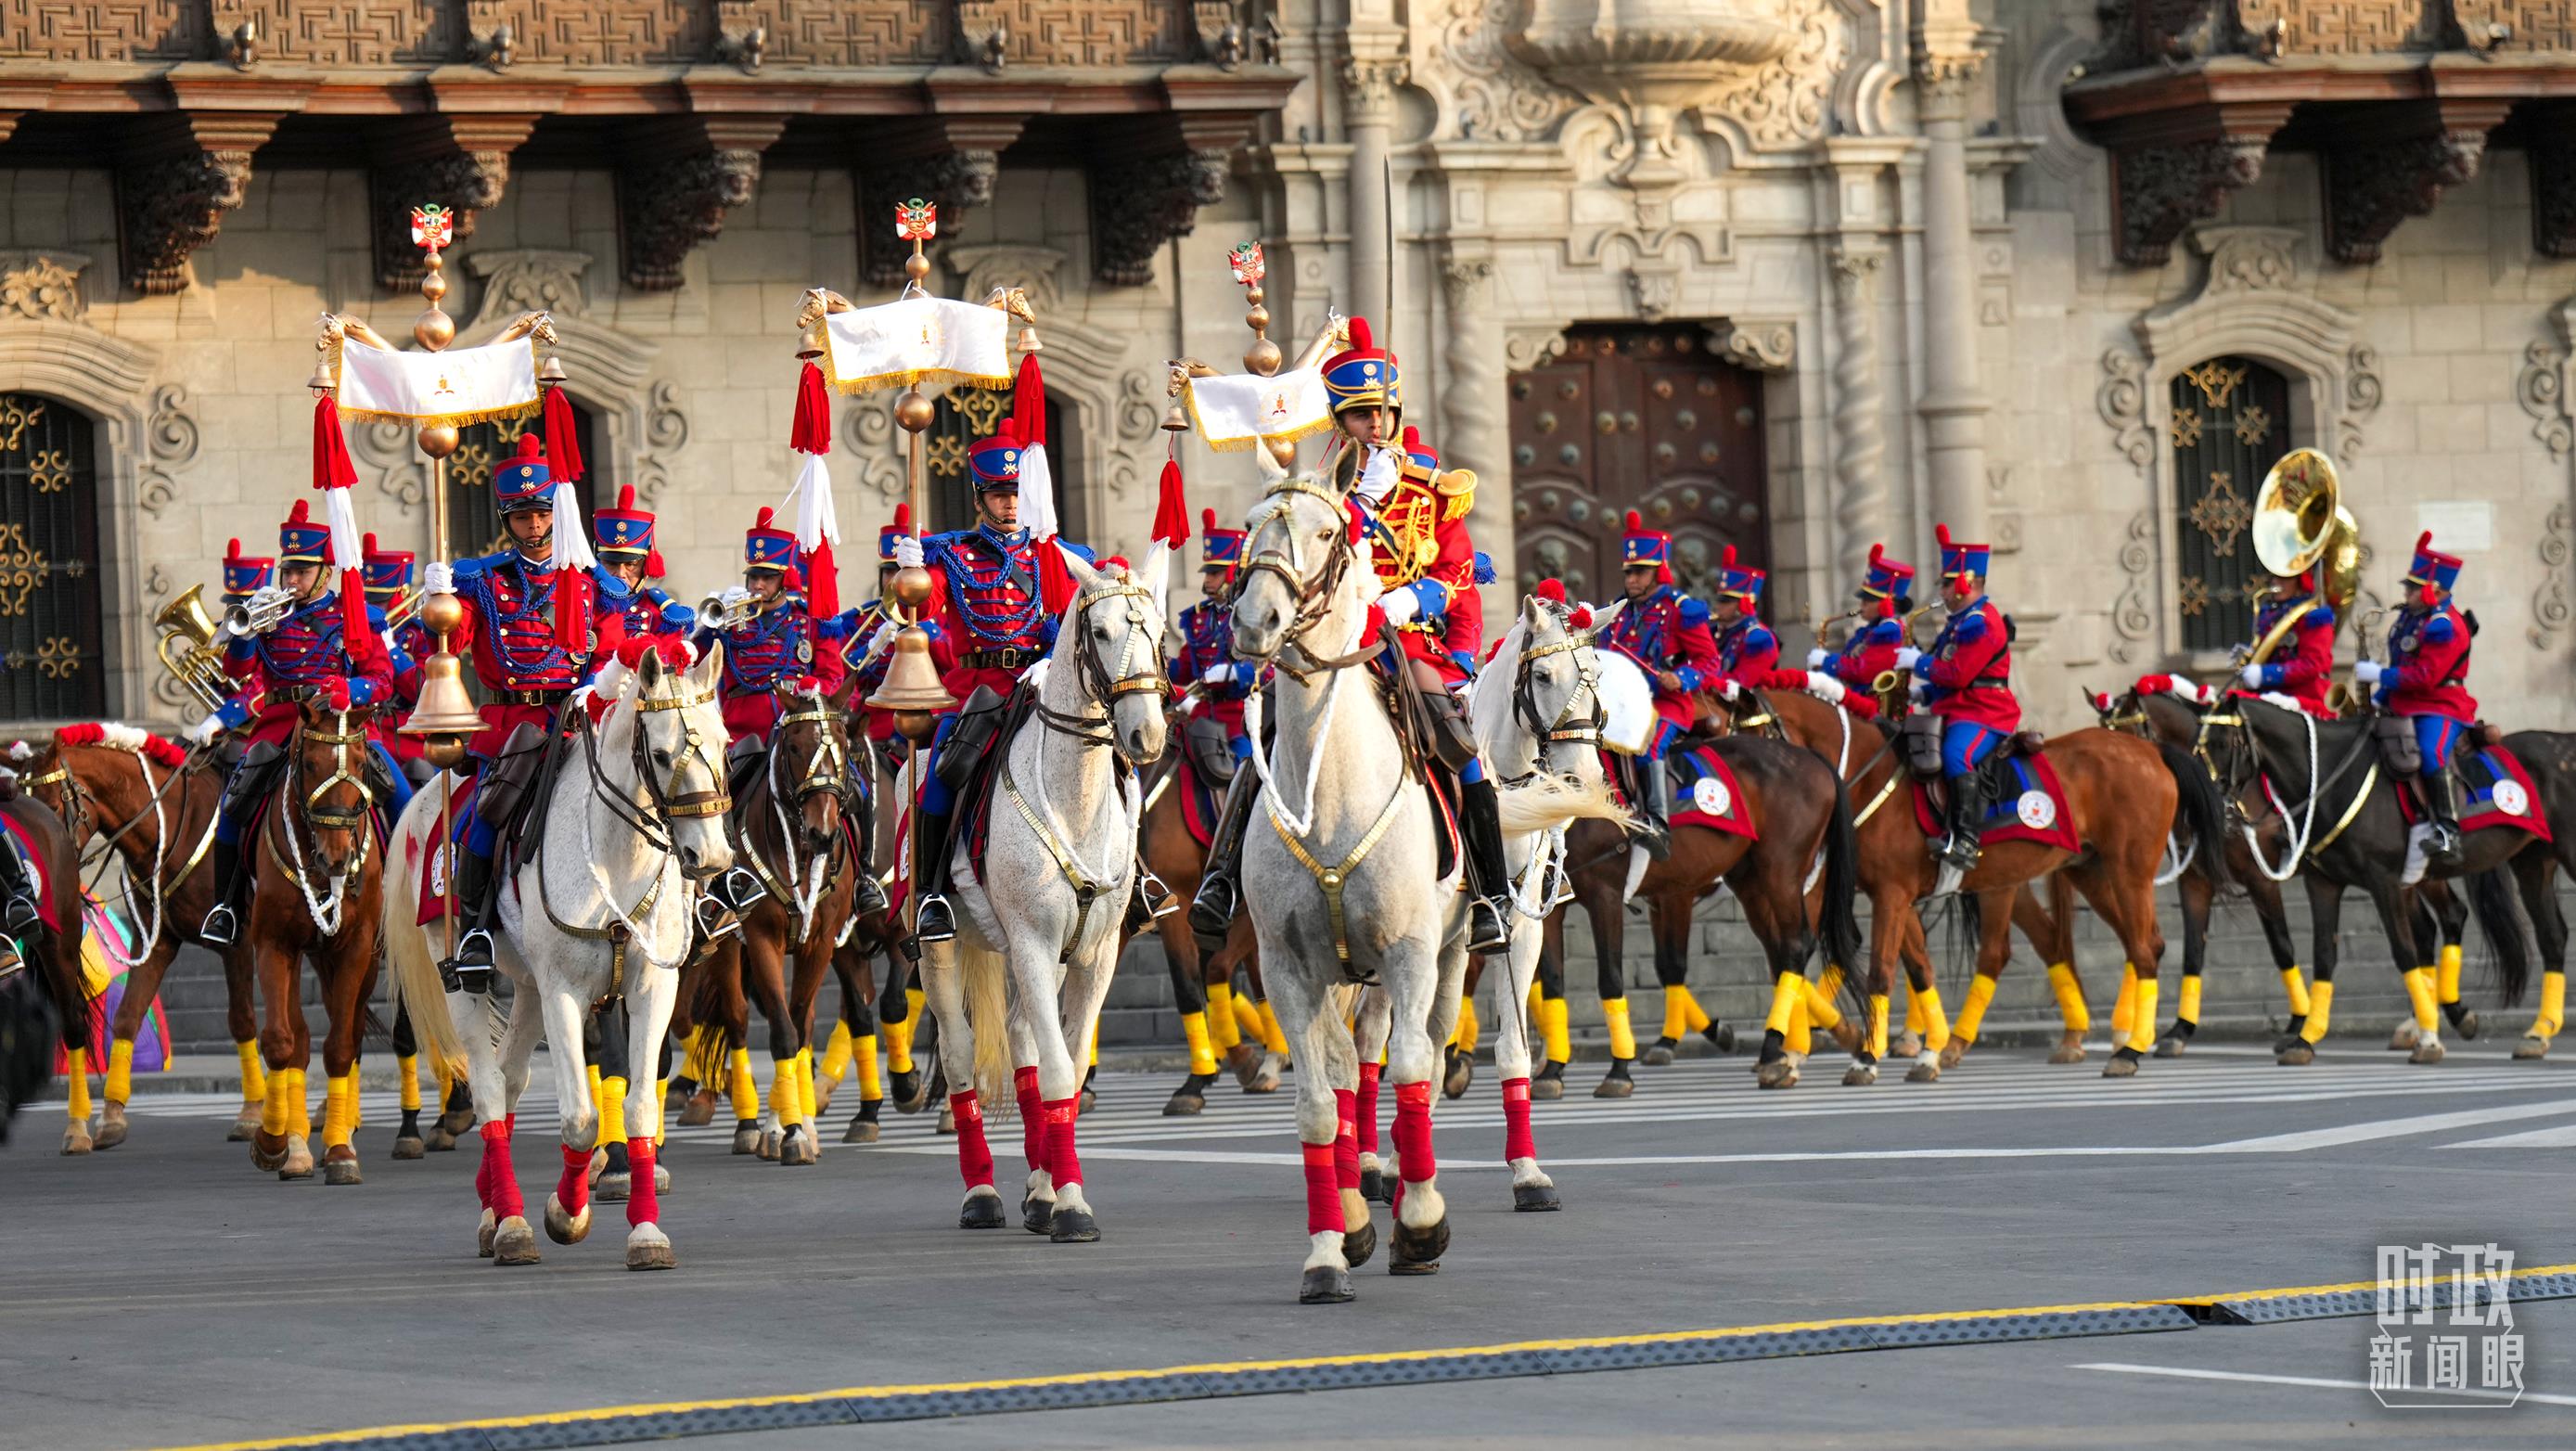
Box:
(2394, 738), (2553, 842)
(954, 679), (1043, 889)
(1898, 713), (2047, 784)
(1183, 714), (1238, 790)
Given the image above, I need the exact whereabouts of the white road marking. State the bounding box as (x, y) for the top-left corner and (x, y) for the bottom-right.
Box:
(2439, 1123), (2576, 1149)
(2073, 1361), (2576, 1406)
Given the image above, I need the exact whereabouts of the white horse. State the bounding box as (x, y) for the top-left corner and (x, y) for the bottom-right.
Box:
(920, 546), (1171, 1241)
(388, 642), (735, 1270)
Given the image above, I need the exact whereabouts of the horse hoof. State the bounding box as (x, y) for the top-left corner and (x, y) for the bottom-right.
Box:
(812, 1078), (838, 1116)
(278, 1136), (315, 1179)
(841, 1117), (880, 1144)
(1225, 1042), (1264, 1087)
(730, 1125), (762, 1156)
(1704, 1021), (1737, 1053)
(1888, 1030), (1923, 1060)
(1342, 1219), (1378, 1268)
(2046, 1039), (2088, 1066)
(2410, 1039), (2448, 1065)
(228, 1111), (261, 1143)
(1592, 1072), (1634, 1099)
(1247, 1062), (1282, 1094)
(2452, 1009), (2481, 1041)
(1162, 1091), (1206, 1117)
(1390, 1215), (1449, 1275)
(1841, 1062), (1877, 1087)
(596, 1173), (631, 1203)
(492, 1215), (542, 1265)
(1442, 1049), (1472, 1099)
(2389, 1021), (2420, 1050)
(586, 1147), (607, 1186)
(95, 1105), (127, 1150)
(1754, 1059), (1800, 1090)
(890, 1068), (927, 1113)
(1300, 1265), (1355, 1304)
(250, 1132), (288, 1172)
(2515, 1034), (2551, 1061)
(1938, 1040), (1967, 1071)
(959, 1190), (1006, 1230)
(1022, 1194), (1055, 1235)
(755, 1129), (782, 1162)
(391, 1135), (427, 1161)
(1049, 1208), (1100, 1243)
(1641, 1039), (1676, 1068)
(60, 1120), (94, 1156)
(424, 1124), (457, 1152)
(625, 1231), (677, 1272)
(1079, 1085), (1096, 1114)
(1905, 1058), (1941, 1084)
(936, 1105), (956, 1135)
(323, 1154), (364, 1187)
(1359, 1167), (1390, 1204)
(439, 1107), (477, 1137)
(678, 1093), (716, 1127)
(1513, 1182), (1562, 1213)
(778, 1128), (817, 1166)
(477, 1208), (497, 1258)
(544, 1194), (592, 1245)
(2102, 1051), (2140, 1079)
(2276, 1041), (2316, 1067)
(655, 1163), (672, 1193)
(1529, 1072), (1563, 1102)
(2153, 1035), (2186, 1059)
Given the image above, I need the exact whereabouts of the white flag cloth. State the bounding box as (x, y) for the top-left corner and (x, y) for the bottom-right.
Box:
(1184, 367), (1333, 453)
(820, 296), (1010, 394)
(333, 334), (540, 427)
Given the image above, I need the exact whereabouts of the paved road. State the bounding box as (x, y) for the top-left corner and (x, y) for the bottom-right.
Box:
(5, 1043), (2574, 1450)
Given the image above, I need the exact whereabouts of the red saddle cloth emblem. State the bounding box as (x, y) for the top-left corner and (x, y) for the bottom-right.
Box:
(1665, 744), (1756, 841)
(2399, 745), (2554, 842)
(1910, 750), (2081, 854)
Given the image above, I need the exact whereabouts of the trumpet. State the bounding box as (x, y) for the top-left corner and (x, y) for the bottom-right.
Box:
(154, 584), (233, 715)
(223, 584), (295, 639)
(698, 588), (762, 634)
(379, 585), (422, 629)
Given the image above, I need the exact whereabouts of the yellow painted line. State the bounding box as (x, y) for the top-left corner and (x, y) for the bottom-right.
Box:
(2152, 1261), (2576, 1308)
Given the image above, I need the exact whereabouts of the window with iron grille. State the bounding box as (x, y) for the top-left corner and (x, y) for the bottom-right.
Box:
(0, 393), (104, 721)
(2170, 357), (2290, 653)
(442, 404), (601, 562)
(924, 386), (1076, 541)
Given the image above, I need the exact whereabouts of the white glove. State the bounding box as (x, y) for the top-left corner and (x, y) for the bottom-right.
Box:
(1177, 693), (1201, 717)
(2238, 662), (2266, 689)
(719, 584), (752, 609)
(567, 683), (597, 717)
(186, 713), (226, 745)
(1893, 647), (1922, 671)
(859, 621), (898, 665)
(892, 534), (924, 570)
(1354, 446), (1400, 506)
(424, 560), (454, 596)
(2352, 660), (2383, 686)
(1804, 671), (1846, 705)
(1906, 678), (1929, 704)
(1200, 661), (1237, 686)
(1378, 584), (1420, 627)
(1716, 678), (1741, 702)
(1804, 647), (1828, 669)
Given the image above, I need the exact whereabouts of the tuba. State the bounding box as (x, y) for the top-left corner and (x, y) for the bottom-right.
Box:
(2248, 447), (2362, 665)
(155, 583), (233, 714)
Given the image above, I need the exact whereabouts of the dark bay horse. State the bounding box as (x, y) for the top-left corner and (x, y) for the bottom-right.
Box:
(0, 771), (91, 1150)
(1132, 751), (1270, 1114)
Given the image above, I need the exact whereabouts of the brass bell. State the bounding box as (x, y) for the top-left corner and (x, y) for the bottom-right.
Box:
(1162, 398), (1190, 433)
(306, 355), (336, 395)
(538, 353), (568, 386)
(1017, 323), (1041, 354)
(865, 623), (955, 740)
(400, 648), (488, 749)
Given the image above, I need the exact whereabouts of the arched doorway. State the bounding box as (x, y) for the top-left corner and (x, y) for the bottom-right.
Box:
(923, 385), (1077, 540)
(1507, 325), (1766, 603)
(442, 404), (603, 560)
(2168, 356), (2290, 652)
(0, 392), (104, 721)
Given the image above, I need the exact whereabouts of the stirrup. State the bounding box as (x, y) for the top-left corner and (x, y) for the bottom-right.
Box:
(1468, 897), (1510, 954)
(693, 895), (741, 942)
(440, 929), (497, 995)
(1941, 832), (1981, 872)
(2, 893), (36, 932)
(199, 903), (239, 948)
(913, 892), (957, 944)
(855, 873), (891, 919)
(1631, 820), (1672, 861)
(1188, 875), (1237, 944)
(722, 867), (768, 910)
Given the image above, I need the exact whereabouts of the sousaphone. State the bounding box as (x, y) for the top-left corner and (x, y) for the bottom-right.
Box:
(2247, 447), (2361, 664)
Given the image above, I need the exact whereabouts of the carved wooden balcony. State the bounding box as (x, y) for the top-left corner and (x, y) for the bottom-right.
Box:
(2065, 0), (2576, 267)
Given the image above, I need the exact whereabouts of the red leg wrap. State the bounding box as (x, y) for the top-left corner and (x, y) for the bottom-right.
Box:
(1391, 1080), (1435, 1184)
(1041, 1098), (1081, 1191)
(1301, 1140), (1342, 1236)
(1502, 1076), (1536, 1162)
(1333, 1088), (1360, 1192)
(1355, 1060), (1382, 1156)
(950, 1091), (995, 1188)
(479, 1120), (522, 1220)
(625, 1138), (660, 1226)
(555, 1144), (591, 1218)
(1015, 1066), (1044, 1174)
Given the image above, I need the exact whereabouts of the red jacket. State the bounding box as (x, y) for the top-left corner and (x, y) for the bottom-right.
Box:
(1710, 614), (1778, 691)
(917, 527), (1089, 708)
(1598, 585), (1721, 734)
(2245, 597), (2338, 718)
(1826, 616), (1904, 694)
(1916, 597), (2019, 733)
(1363, 464), (1482, 686)
(2382, 601), (2476, 723)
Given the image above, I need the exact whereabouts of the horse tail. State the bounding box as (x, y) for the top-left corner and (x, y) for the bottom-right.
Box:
(958, 940), (1016, 1114)
(382, 789), (468, 1083)
(2467, 865), (2533, 1008)
(1493, 771), (1633, 837)
(1816, 765), (1865, 984)
(2156, 739), (2232, 892)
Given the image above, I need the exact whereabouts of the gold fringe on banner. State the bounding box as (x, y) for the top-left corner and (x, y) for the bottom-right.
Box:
(327, 335), (546, 427)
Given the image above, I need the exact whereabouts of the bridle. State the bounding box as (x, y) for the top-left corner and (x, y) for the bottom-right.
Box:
(1035, 571), (1169, 759)
(1234, 477), (1379, 683)
(742, 687), (852, 937)
(1509, 613), (1607, 774)
(271, 709), (375, 936)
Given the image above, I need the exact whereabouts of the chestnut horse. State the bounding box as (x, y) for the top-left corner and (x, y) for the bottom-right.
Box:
(1132, 751), (1270, 1114)
(0, 772), (92, 1151)
(245, 700), (388, 1183)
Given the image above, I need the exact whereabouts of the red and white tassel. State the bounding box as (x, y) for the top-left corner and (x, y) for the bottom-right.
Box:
(786, 361), (840, 616)
(311, 394), (372, 645)
(1009, 355), (1057, 541)
(539, 389), (596, 653)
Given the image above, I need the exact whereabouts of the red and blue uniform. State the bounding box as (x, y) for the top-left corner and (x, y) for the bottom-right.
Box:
(840, 507), (927, 748)
(1705, 544), (1776, 692)
(1356, 424), (1485, 687)
(2242, 586), (2339, 719)
(2379, 533), (2476, 769)
(595, 483), (693, 645)
(1173, 507), (1253, 758)
(361, 533), (435, 773)
(1596, 510), (1719, 752)
(1819, 544), (1914, 698)
(695, 507), (852, 746)
(1913, 527), (2018, 777)
(217, 538), (273, 696)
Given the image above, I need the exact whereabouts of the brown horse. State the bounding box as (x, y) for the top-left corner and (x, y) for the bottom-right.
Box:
(0, 771), (92, 1151)
(244, 700), (387, 1183)
(1547, 730), (1864, 1098)
(16, 726), (263, 1144)
(1132, 749), (1270, 1114)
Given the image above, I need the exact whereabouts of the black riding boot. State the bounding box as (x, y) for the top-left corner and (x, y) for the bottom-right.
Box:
(850, 808), (891, 918)
(1941, 769), (1989, 874)
(2420, 767), (2464, 868)
(441, 847), (500, 995)
(910, 809), (957, 945)
(1459, 776), (1513, 954)
(1188, 770), (1261, 955)
(199, 838), (246, 946)
(1632, 755), (1672, 861)
(0, 840), (36, 935)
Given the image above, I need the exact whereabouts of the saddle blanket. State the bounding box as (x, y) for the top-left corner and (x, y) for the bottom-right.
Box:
(0, 811), (63, 933)
(1176, 751), (1224, 852)
(1909, 751), (2082, 855)
(1669, 744), (1756, 841)
(2397, 744), (2553, 843)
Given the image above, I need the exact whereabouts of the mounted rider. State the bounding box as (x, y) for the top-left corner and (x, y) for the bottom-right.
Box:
(1594, 509), (1719, 859)
(363, 533), (437, 788)
(889, 356), (1099, 947)
(2234, 563), (2339, 717)
(1173, 507), (1254, 790)
(1704, 545), (1778, 692)
(429, 430), (635, 994)
(596, 484), (694, 646)
(1903, 525), (2018, 872)
(1812, 544), (1915, 704)
(844, 505), (931, 763)
(2358, 532), (2476, 868)
(190, 500), (403, 947)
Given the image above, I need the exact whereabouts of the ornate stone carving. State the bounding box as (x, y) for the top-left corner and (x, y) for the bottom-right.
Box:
(2198, 225), (2301, 295)
(465, 248), (593, 325)
(621, 149), (764, 292)
(2110, 507), (2159, 663)
(1433, 0), (1578, 143)
(1711, 319), (1795, 373)
(1503, 325), (1569, 372)
(2110, 137), (2270, 269)
(1829, 249), (1887, 587)
(947, 243), (1068, 317)
(1624, 265), (1678, 322)
(842, 392), (904, 503)
(2344, 343), (2383, 455)
(116, 148), (256, 295)
(2535, 501), (2573, 650)
(1696, 0), (1848, 154)
(1087, 148), (1229, 288)
(857, 149), (1002, 289)
(1191, 0), (1247, 68)
(373, 150), (513, 292)
(136, 384), (199, 520)
(2325, 125), (2489, 266)
(2521, 336), (2573, 462)
(2097, 348), (2155, 469)
(1340, 54), (1411, 121)
(0, 251), (89, 322)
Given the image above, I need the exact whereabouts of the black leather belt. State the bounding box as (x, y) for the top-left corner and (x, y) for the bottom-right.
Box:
(494, 688), (559, 706)
(274, 684), (319, 703)
(963, 648), (1037, 670)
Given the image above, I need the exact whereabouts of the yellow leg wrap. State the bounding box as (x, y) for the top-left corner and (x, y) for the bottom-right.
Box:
(800, 1047), (818, 1126)
(1088, 1024), (1100, 1068)
(321, 1074), (350, 1149)
(2125, 980), (2159, 1055)
(1954, 975), (1997, 1046)
(2300, 980), (2336, 1044)
(1455, 995), (1480, 1055)
(1787, 988), (1813, 1056)
(819, 1020), (855, 1088)
(1526, 980), (1544, 1023)
(1915, 982), (1951, 1054)
(237, 1039), (267, 1105)
(769, 1059), (797, 1128)
(2109, 963), (2138, 1039)
(1660, 985), (1688, 1042)
(1866, 994), (1890, 1059)
(681, 1025), (721, 1085)
(886, 1009), (917, 1076)
(1205, 980), (1242, 1053)
(1674, 984), (1711, 1034)
(855, 1034), (884, 1101)
(600, 1074), (628, 1147)
(398, 1054), (422, 1113)
(260, 1059), (289, 1137)
(2281, 965), (2313, 1019)
(288, 1068), (313, 1141)
(1237, 993), (1268, 1047)
(1904, 984), (1930, 1035)
(1541, 996), (1572, 1065)
(727, 1047), (757, 1121)
(349, 1072), (363, 1133)
(1603, 996), (1637, 1060)
(2438, 943), (2464, 1006)
(1181, 1012), (1217, 1076)
(65, 1046), (91, 1121)
(2178, 976), (2203, 1028)
(2535, 970), (2568, 1040)
(651, 1079), (669, 1146)
(2404, 968), (2439, 1034)
(1799, 977), (1843, 1031)
(587, 1062), (605, 1130)
(1256, 999), (1291, 1059)
(1764, 974), (1801, 1036)
(106, 1038), (135, 1105)
(2046, 962), (2090, 1033)
(1818, 964), (1847, 1000)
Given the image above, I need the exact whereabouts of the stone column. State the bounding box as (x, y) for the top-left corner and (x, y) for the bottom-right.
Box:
(1913, 45), (1990, 541)
(1829, 247), (1888, 589)
(1441, 253), (1513, 593)
(1341, 48), (1406, 325)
